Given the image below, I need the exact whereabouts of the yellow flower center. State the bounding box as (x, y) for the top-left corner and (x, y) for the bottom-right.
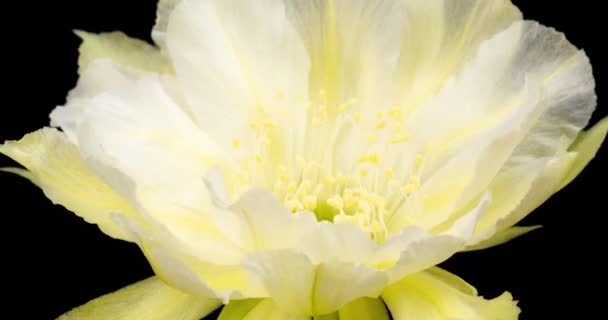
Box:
(226, 90), (427, 242)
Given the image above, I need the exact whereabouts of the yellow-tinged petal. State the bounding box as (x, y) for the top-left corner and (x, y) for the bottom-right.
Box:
(338, 297), (390, 320)
(0, 128), (136, 241)
(382, 268), (520, 320)
(57, 276), (221, 320)
(559, 116), (608, 190)
(152, 0), (184, 48)
(241, 299), (310, 320)
(75, 30), (172, 73)
(243, 250), (388, 316)
(218, 299), (264, 320)
(466, 225), (542, 251)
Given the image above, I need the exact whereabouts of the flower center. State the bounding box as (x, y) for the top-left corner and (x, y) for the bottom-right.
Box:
(227, 90), (427, 242)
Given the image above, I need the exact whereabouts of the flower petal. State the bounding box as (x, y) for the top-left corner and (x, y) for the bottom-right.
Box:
(241, 299), (309, 320)
(382, 268), (520, 320)
(165, 0), (309, 151)
(57, 277), (221, 320)
(338, 297), (390, 320)
(396, 0), (521, 108)
(229, 188), (318, 251)
(465, 225), (542, 251)
(50, 60), (148, 143)
(218, 299), (264, 320)
(559, 116), (608, 189)
(152, 0), (184, 48)
(243, 250), (388, 316)
(112, 210), (264, 301)
(0, 128), (135, 241)
(74, 30), (172, 74)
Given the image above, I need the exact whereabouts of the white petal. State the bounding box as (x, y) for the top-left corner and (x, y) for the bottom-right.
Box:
(395, 0), (521, 108)
(382, 268), (520, 320)
(57, 277), (221, 320)
(113, 212), (264, 302)
(73, 31), (171, 74)
(152, 0), (184, 48)
(0, 129), (136, 241)
(165, 0), (309, 151)
(230, 188), (318, 251)
(243, 250), (388, 316)
(50, 60), (146, 143)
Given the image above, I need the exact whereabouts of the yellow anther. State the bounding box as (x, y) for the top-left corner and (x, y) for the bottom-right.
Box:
(318, 104), (328, 114)
(384, 168), (394, 178)
(262, 119), (277, 128)
(287, 199), (304, 212)
(327, 194), (344, 211)
(415, 154), (424, 167)
(390, 133), (410, 144)
(376, 120), (387, 129)
(353, 112), (363, 122)
(410, 176), (421, 188)
(376, 112), (385, 120)
(255, 154), (264, 165)
(359, 168), (369, 177)
(303, 195), (318, 210)
(231, 139), (241, 149)
(297, 180), (313, 195)
(276, 90), (285, 100)
(389, 107), (403, 120)
(338, 98), (357, 112)
(368, 134), (378, 143)
(357, 153), (380, 165)
(402, 183), (416, 194)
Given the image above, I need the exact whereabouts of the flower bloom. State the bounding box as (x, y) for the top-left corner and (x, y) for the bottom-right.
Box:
(2, 0), (605, 319)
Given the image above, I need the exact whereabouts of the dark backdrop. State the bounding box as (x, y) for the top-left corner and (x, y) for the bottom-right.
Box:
(1, 1), (605, 319)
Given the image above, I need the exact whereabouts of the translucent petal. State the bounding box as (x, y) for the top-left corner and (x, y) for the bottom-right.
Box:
(56, 277), (220, 320)
(242, 250), (388, 316)
(74, 31), (172, 74)
(50, 60), (149, 143)
(112, 211), (264, 301)
(382, 268), (520, 320)
(465, 225), (541, 251)
(0, 129), (135, 241)
(218, 299), (264, 320)
(559, 116), (608, 189)
(338, 297), (390, 320)
(395, 0), (521, 108)
(165, 0), (309, 151)
(152, 0), (184, 48)
(241, 299), (310, 320)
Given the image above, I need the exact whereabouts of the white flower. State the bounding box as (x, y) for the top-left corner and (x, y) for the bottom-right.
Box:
(1, 0), (605, 319)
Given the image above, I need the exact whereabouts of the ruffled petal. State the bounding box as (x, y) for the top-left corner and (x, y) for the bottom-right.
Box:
(395, 0), (521, 108)
(152, 0), (184, 48)
(559, 116), (608, 189)
(382, 268), (520, 320)
(57, 277), (221, 320)
(74, 31), (172, 74)
(466, 225), (541, 251)
(165, 0), (309, 151)
(0, 128), (135, 241)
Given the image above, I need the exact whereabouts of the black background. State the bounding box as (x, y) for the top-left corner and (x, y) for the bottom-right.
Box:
(1, 1), (605, 319)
